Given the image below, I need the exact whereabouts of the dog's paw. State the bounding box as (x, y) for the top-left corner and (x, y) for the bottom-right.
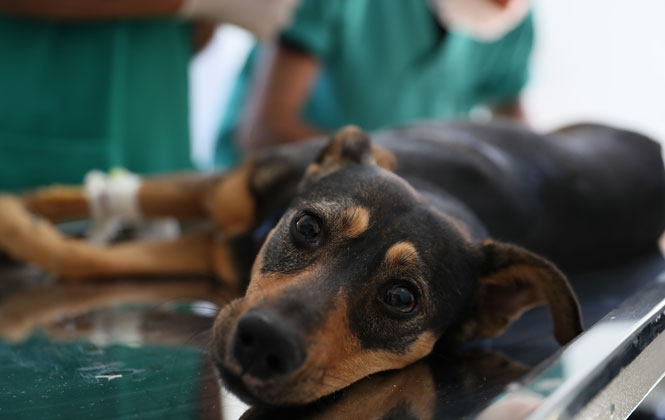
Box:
(0, 195), (33, 240)
(0, 194), (63, 266)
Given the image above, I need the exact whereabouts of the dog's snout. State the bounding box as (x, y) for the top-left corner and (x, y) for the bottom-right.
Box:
(232, 311), (305, 380)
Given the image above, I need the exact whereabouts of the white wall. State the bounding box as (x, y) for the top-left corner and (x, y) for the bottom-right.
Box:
(189, 26), (253, 169)
(524, 0), (665, 141)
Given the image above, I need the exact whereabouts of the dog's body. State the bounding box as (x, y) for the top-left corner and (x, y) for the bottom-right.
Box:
(246, 121), (665, 271)
(1, 121), (664, 405)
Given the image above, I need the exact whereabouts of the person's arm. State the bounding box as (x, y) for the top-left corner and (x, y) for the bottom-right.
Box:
(192, 21), (215, 52)
(0, 0), (215, 53)
(0, 0), (297, 41)
(477, 13), (534, 122)
(492, 99), (525, 121)
(0, 0), (182, 20)
(239, 44), (325, 151)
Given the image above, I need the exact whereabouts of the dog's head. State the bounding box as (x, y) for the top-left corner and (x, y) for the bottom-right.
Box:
(212, 127), (582, 405)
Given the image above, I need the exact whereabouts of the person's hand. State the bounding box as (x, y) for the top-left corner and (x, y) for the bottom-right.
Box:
(179, 0), (299, 40)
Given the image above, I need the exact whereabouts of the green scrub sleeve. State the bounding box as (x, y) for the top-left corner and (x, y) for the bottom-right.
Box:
(278, 0), (341, 58)
(475, 14), (534, 106)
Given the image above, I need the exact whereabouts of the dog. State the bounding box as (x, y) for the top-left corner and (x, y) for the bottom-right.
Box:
(0, 120), (664, 406)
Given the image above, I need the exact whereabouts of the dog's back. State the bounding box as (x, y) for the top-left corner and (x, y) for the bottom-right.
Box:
(373, 121), (665, 270)
(227, 120), (665, 275)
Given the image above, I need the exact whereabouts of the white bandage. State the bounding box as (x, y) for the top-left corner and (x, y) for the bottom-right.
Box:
(428, 0), (530, 42)
(179, 0), (299, 40)
(85, 169), (143, 223)
(84, 169), (181, 244)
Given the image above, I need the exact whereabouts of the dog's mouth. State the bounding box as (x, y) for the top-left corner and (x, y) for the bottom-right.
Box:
(214, 355), (297, 405)
(214, 359), (263, 404)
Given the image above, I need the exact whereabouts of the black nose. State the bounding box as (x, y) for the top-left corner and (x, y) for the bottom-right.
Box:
(232, 310), (305, 380)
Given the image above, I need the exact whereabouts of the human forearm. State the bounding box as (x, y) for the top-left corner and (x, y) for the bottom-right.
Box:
(239, 45), (324, 150)
(240, 114), (324, 151)
(0, 0), (182, 20)
(492, 99), (525, 121)
(0, 0), (296, 40)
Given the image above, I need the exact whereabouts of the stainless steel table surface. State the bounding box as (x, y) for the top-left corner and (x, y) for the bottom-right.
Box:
(1, 250), (664, 420)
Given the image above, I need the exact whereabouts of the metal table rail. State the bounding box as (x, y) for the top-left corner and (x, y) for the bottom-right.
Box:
(487, 275), (665, 420)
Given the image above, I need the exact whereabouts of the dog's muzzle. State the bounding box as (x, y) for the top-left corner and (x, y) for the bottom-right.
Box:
(230, 309), (306, 382)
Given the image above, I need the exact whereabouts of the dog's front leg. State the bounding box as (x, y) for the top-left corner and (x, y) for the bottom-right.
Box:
(21, 171), (222, 223)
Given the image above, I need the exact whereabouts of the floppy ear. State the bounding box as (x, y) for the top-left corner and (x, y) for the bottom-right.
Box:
(300, 126), (396, 189)
(459, 240), (583, 345)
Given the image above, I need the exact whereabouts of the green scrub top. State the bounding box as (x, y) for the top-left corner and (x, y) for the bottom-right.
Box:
(215, 0), (533, 168)
(0, 17), (194, 192)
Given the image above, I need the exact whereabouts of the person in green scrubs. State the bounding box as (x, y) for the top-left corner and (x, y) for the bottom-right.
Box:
(0, 0), (298, 192)
(215, 0), (534, 168)
(0, 5), (204, 192)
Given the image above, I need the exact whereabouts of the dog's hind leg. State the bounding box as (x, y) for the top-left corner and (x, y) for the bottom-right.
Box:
(0, 195), (220, 282)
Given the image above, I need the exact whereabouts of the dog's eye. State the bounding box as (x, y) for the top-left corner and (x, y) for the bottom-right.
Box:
(291, 212), (323, 247)
(295, 214), (321, 239)
(382, 285), (417, 314)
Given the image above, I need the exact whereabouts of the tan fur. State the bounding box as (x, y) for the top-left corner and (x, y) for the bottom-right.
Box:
(138, 173), (219, 220)
(244, 266), (320, 305)
(384, 241), (420, 268)
(274, 296), (437, 404)
(22, 186), (89, 222)
(304, 126), (395, 184)
(473, 265), (549, 339)
(0, 195), (215, 282)
(460, 241), (582, 345)
(340, 206), (371, 238)
(21, 173), (220, 223)
(206, 163), (256, 237)
(371, 144), (397, 172)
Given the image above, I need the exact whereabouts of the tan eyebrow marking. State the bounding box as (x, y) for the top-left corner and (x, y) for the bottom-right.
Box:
(384, 242), (420, 267)
(341, 206), (371, 238)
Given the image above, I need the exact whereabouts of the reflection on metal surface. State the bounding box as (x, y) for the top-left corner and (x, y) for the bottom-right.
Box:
(0, 265), (536, 420)
(241, 351), (529, 420)
(2, 255), (665, 419)
(0, 274), (225, 420)
(494, 275), (665, 420)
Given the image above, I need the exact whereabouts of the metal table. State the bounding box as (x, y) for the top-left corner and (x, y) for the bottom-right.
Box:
(1, 250), (664, 419)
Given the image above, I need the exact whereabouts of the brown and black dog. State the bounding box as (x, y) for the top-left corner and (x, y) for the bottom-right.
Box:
(0, 121), (664, 405)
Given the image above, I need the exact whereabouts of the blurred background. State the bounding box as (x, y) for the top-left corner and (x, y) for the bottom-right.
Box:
(190, 0), (665, 168)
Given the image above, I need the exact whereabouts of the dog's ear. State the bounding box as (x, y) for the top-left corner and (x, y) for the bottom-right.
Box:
(458, 240), (583, 345)
(301, 126), (396, 188)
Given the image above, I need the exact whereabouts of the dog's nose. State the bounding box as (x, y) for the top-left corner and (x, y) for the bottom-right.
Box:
(232, 310), (305, 380)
